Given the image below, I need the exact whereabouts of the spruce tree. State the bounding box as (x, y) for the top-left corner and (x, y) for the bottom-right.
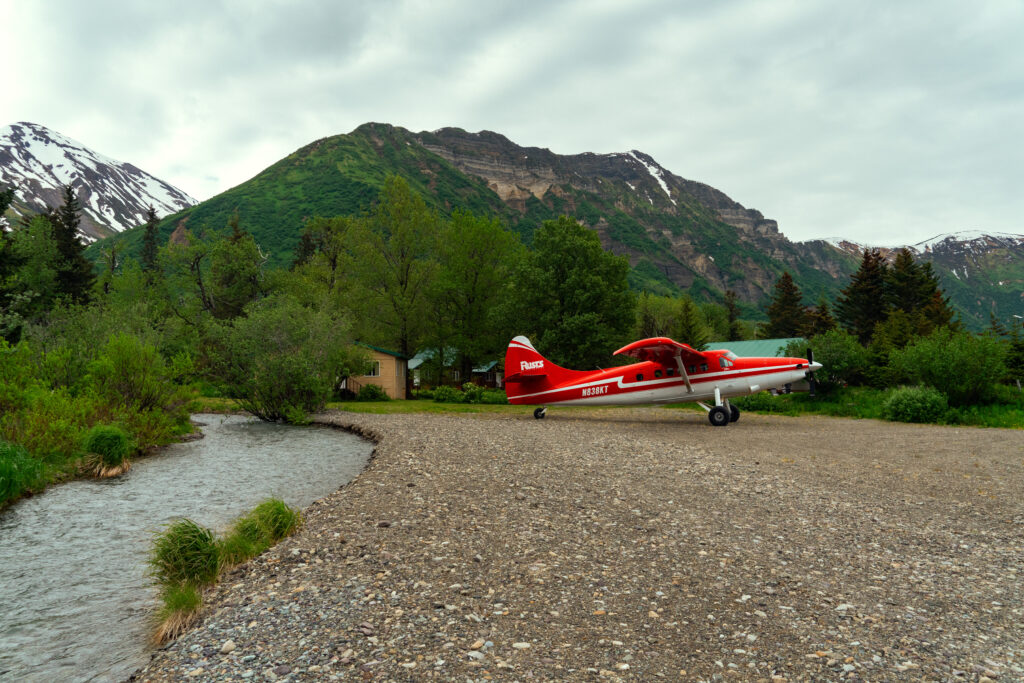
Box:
(141, 206), (159, 274)
(51, 185), (95, 303)
(836, 249), (888, 344)
(724, 289), (743, 341)
(673, 295), (709, 351)
(765, 272), (807, 338)
(803, 294), (837, 337)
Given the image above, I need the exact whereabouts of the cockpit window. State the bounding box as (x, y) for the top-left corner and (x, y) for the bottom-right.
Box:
(719, 357), (733, 369)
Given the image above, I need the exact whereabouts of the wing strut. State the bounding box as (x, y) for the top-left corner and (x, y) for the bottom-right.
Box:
(673, 353), (694, 393)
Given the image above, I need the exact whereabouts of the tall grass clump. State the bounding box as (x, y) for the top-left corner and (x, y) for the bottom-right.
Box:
(149, 499), (301, 642)
(149, 519), (221, 587)
(152, 582), (203, 643)
(220, 498), (302, 568)
(81, 424), (134, 477)
(0, 441), (47, 508)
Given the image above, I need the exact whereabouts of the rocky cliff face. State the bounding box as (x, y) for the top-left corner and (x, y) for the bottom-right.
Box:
(416, 127), (855, 302)
(0, 122), (196, 241)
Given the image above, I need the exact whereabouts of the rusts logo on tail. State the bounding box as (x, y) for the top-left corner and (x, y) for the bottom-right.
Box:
(520, 360), (544, 371)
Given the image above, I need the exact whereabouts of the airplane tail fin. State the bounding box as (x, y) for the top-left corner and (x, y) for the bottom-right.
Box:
(503, 336), (583, 404)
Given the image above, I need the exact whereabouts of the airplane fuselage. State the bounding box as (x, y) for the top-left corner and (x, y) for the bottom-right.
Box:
(507, 356), (809, 407)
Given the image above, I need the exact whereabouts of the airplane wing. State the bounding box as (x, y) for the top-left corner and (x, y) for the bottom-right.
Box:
(613, 337), (708, 365)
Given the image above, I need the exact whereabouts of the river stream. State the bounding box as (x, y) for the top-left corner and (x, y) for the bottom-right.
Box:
(0, 414), (372, 682)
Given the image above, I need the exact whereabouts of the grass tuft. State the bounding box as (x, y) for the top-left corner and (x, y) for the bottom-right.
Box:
(153, 582), (202, 644)
(82, 424), (134, 477)
(149, 519), (221, 587)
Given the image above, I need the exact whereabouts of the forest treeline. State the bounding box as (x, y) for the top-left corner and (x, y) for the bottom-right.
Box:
(2, 175), (1023, 507)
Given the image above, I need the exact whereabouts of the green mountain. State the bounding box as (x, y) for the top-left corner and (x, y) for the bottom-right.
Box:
(97, 123), (861, 315)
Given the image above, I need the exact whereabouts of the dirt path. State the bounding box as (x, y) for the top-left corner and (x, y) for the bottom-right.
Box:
(133, 408), (1024, 681)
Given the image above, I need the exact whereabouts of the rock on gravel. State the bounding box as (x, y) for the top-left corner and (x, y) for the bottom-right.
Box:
(132, 408), (1024, 681)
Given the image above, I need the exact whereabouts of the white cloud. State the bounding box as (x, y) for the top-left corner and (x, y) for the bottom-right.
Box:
(2, 0), (1022, 244)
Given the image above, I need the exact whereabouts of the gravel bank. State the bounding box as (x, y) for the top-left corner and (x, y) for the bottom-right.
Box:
(133, 408), (1024, 681)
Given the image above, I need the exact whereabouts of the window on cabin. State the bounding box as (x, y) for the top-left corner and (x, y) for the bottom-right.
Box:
(666, 368), (675, 376)
(688, 365), (696, 373)
(636, 373), (644, 382)
(719, 357), (733, 369)
(654, 369), (663, 378)
(700, 363), (709, 372)
(366, 361), (380, 377)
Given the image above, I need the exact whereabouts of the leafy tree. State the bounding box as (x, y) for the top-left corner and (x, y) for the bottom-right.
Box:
(505, 215), (635, 369)
(674, 295), (710, 350)
(699, 302), (730, 341)
(765, 271), (807, 338)
(50, 185), (95, 303)
(783, 329), (869, 392)
(162, 218), (269, 324)
(432, 210), (523, 380)
(141, 206), (159, 275)
(891, 328), (1006, 406)
(0, 215), (62, 340)
(836, 249), (889, 344)
(635, 292), (676, 338)
(349, 176), (439, 357)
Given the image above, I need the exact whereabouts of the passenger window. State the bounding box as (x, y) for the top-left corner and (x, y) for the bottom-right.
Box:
(654, 369), (663, 378)
(666, 368), (675, 376)
(636, 373), (643, 382)
(700, 363), (708, 372)
(688, 365), (696, 373)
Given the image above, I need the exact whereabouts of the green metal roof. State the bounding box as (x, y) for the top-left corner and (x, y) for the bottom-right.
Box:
(706, 338), (805, 358)
(356, 342), (409, 359)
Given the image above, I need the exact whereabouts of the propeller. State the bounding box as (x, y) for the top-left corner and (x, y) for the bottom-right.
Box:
(805, 347), (817, 398)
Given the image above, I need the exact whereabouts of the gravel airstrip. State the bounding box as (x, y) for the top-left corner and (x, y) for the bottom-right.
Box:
(133, 408), (1024, 682)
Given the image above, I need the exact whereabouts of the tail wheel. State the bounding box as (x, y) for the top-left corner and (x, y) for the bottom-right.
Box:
(534, 407), (547, 420)
(729, 405), (740, 422)
(708, 406), (730, 427)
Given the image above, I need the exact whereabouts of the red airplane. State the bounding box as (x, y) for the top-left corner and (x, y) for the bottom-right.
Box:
(504, 335), (821, 426)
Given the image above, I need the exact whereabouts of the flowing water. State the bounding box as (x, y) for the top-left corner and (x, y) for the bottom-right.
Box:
(0, 414), (372, 682)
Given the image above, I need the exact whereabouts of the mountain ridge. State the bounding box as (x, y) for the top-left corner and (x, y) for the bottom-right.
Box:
(0, 122), (195, 240)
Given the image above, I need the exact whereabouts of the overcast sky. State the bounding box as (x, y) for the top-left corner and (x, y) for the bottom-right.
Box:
(3, 0), (1021, 245)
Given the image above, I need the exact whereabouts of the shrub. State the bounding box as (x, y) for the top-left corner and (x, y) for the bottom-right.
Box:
(432, 385), (463, 403)
(207, 295), (366, 423)
(461, 382), (485, 403)
(480, 389), (508, 405)
(783, 330), (870, 392)
(891, 328), (1006, 406)
(0, 441), (47, 507)
(82, 424), (132, 467)
(882, 386), (949, 423)
(356, 383), (390, 402)
(149, 519), (221, 587)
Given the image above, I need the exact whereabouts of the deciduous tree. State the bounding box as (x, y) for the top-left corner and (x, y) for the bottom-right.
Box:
(505, 215), (635, 369)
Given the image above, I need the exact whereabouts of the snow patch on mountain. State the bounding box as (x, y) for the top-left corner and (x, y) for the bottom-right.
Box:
(0, 122), (196, 239)
(627, 150), (676, 205)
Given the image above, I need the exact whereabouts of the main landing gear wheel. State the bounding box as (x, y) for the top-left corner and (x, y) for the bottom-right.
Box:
(729, 404), (740, 423)
(708, 405), (730, 427)
(533, 407), (547, 420)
